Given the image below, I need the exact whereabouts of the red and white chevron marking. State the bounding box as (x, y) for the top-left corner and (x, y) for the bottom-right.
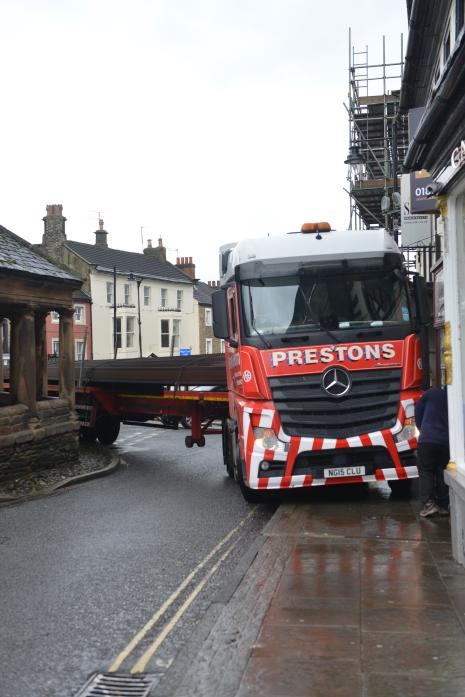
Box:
(239, 396), (420, 490)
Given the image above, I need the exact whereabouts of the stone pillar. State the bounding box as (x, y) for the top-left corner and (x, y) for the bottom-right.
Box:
(59, 308), (75, 405)
(9, 308), (37, 412)
(35, 311), (48, 400)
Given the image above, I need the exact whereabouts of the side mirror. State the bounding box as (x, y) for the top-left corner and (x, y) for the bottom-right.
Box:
(212, 290), (229, 340)
(413, 275), (431, 326)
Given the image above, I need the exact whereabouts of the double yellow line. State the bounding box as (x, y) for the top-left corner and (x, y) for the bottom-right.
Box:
(109, 510), (254, 674)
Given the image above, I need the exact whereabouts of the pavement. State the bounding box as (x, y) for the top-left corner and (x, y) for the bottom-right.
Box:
(154, 483), (465, 697)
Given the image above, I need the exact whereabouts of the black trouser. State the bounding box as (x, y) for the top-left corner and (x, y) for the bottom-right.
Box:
(417, 442), (450, 507)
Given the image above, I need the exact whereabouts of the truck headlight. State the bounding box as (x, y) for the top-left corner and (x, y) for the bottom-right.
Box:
(395, 417), (419, 443)
(253, 427), (278, 450)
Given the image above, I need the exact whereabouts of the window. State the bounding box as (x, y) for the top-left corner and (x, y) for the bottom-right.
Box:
(74, 305), (85, 324)
(160, 288), (167, 308)
(220, 339), (225, 353)
(124, 284), (131, 305)
(177, 289), (183, 310)
(126, 316), (135, 348)
(205, 338), (213, 354)
(106, 282), (113, 304)
(114, 317), (122, 350)
(75, 340), (85, 360)
(172, 319), (181, 349)
(205, 308), (212, 326)
(51, 311), (60, 323)
(52, 339), (60, 356)
(143, 286), (151, 306)
(161, 319), (170, 348)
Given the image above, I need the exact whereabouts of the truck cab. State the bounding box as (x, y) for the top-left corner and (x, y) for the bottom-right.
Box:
(213, 223), (429, 502)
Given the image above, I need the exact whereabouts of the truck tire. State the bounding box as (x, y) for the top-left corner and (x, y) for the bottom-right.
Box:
(222, 421), (235, 479)
(388, 479), (412, 497)
(95, 413), (121, 445)
(232, 428), (266, 503)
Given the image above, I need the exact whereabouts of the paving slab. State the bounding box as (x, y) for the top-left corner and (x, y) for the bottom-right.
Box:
(151, 484), (465, 697)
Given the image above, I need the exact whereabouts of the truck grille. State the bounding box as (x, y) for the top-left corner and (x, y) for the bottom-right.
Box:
(269, 368), (401, 439)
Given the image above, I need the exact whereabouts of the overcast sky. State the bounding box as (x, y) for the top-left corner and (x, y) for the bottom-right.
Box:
(0, 0), (408, 281)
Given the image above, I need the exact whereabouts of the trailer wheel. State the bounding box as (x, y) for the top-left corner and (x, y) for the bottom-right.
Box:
(198, 436), (206, 447)
(185, 435), (194, 448)
(95, 413), (121, 445)
(80, 427), (97, 442)
(388, 479), (412, 497)
(181, 416), (192, 430)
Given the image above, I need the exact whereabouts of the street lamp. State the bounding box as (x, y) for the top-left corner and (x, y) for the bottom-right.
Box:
(128, 272), (143, 358)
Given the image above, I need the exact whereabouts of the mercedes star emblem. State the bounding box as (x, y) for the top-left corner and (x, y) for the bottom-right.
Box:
(321, 367), (352, 398)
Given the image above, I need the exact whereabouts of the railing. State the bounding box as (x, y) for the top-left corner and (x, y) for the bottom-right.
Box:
(400, 244), (440, 283)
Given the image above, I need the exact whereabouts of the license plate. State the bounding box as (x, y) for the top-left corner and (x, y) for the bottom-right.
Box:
(324, 466), (366, 478)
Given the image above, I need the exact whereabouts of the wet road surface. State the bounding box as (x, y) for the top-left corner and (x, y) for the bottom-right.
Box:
(0, 425), (274, 697)
(1, 424), (452, 697)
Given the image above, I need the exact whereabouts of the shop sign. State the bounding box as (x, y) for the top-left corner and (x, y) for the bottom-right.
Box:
(451, 140), (465, 169)
(408, 108), (438, 214)
(400, 174), (434, 246)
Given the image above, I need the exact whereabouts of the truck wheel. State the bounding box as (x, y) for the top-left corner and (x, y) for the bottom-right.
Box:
(388, 479), (412, 497)
(95, 413), (121, 445)
(232, 429), (266, 503)
(222, 422), (235, 478)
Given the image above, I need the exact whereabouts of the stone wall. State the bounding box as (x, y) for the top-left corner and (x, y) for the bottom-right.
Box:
(0, 399), (79, 483)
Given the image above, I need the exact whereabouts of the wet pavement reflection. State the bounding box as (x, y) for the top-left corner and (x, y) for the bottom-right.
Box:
(237, 480), (465, 697)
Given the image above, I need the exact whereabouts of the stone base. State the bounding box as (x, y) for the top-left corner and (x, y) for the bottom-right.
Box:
(0, 398), (79, 483)
(445, 468), (465, 566)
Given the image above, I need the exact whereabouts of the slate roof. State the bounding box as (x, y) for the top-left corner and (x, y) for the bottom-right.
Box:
(72, 288), (92, 301)
(66, 241), (193, 284)
(0, 225), (81, 284)
(194, 281), (216, 306)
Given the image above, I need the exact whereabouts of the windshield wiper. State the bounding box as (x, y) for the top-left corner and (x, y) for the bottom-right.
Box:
(247, 285), (271, 349)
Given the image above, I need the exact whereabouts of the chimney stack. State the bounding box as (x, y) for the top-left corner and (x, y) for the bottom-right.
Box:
(94, 218), (109, 248)
(175, 256), (196, 279)
(144, 237), (166, 261)
(42, 204), (67, 262)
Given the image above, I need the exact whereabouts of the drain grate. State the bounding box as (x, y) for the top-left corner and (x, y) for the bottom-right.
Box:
(74, 672), (156, 697)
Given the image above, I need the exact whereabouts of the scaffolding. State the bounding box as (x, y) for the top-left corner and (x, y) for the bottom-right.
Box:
(344, 30), (408, 237)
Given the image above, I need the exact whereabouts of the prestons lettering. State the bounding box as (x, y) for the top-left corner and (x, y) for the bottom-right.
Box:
(270, 343), (396, 368)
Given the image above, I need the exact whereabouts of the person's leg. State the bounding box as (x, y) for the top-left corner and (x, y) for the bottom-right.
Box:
(433, 444), (450, 510)
(417, 443), (436, 505)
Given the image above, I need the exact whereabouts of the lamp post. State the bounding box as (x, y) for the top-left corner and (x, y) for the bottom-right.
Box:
(128, 273), (143, 358)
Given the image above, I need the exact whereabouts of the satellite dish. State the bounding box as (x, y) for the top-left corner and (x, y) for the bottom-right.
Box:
(381, 195), (391, 213)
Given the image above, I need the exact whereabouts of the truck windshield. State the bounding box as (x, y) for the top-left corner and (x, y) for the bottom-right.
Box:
(241, 267), (411, 337)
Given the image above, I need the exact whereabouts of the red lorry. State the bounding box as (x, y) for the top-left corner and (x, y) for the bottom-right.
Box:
(212, 223), (430, 501)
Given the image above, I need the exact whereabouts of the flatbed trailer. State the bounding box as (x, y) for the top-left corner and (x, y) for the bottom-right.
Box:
(46, 354), (229, 447)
